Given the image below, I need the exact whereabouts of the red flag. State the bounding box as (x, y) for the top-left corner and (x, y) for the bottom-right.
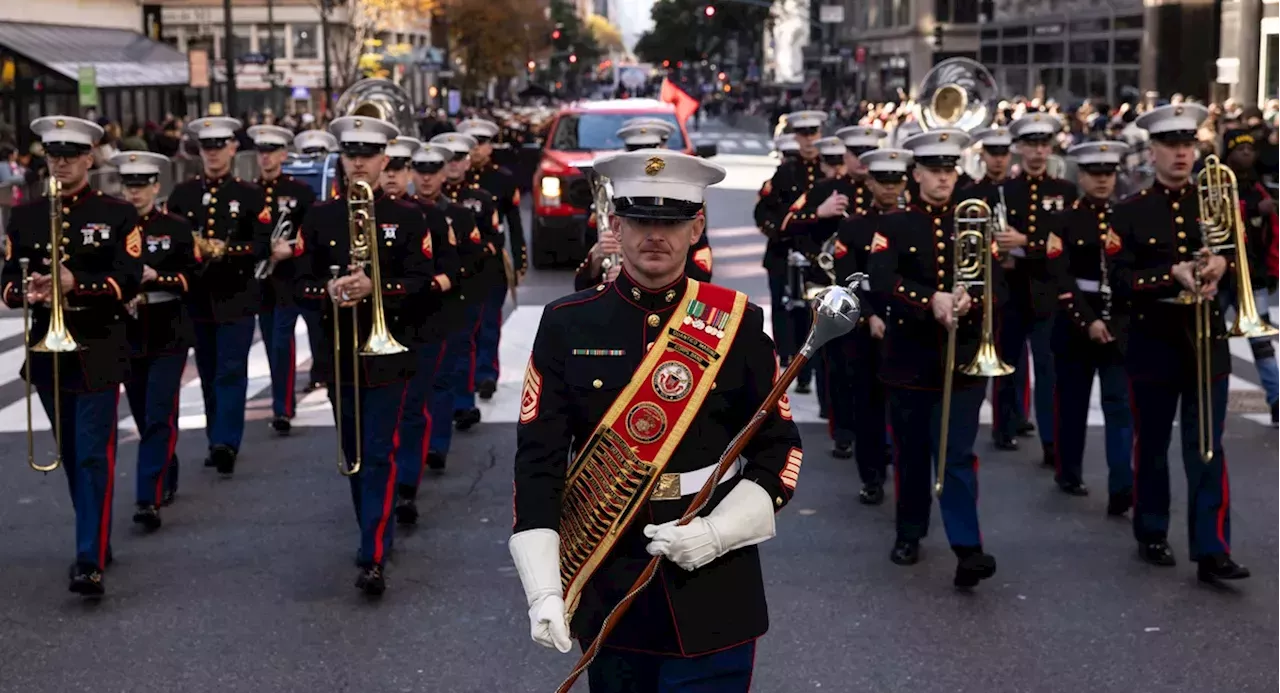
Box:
(660, 78), (700, 127)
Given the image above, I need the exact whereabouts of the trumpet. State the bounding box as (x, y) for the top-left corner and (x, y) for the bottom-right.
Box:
(23, 177), (83, 473)
(191, 231), (227, 262)
(254, 212), (293, 280)
(936, 199), (1012, 496)
(332, 180), (409, 477)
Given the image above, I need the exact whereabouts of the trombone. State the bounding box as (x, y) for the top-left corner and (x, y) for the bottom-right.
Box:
(936, 199), (1012, 496)
(1184, 155), (1263, 463)
(22, 177), (83, 473)
(331, 180), (408, 477)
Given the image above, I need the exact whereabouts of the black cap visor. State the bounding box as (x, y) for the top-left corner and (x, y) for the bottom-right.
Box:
(612, 197), (704, 221)
(915, 155), (960, 170)
(983, 145), (1011, 156)
(848, 145), (876, 157)
(301, 147), (332, 156)
(1015, 133), (1055, 144)
(254, 142), (286, 153)
(1079, 163), (1119, 175)
(121, 173), (159, 187)
(198, 137), (233, 150)
(792, 126), (820, 136)
(341, 142), (386, 157)
(44, 141), (92, 158)
(822, 154), (846, 166)
(385, 157), (410, 171)
(870, 171), (907, 184)
(412, 160), (445, 174)
(1151, 129), (1198, 144)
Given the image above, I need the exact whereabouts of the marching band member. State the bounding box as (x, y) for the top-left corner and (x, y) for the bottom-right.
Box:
(1109, 104), (1249, 582)
(509, 149), (802, 687)
(868, 128), (1002, 588)
(574, 122), (713, 289)
(411, 143), (486, 475)
(111, 151), (197, 529)
(987, 114), (1076, 463)
(967, 126), (1014, 191)
(431, 132), (504, 432)
(167, 116), (272, 476)
(249, 124), (316, 436)
(2, 116), (143, 595)
(1048, 141), (1134, 509)
(295, 130), (339, 157)
(756, 110), (826, 395)
(293, 115), (434, 595)
(392, 140), (461, 523)
(293, 130), (339, 389)
(1220, 128), (1279, 424)
(774, 133), (801, 161)
(458, 119), (527, 402)
(828, 147), (911, 502)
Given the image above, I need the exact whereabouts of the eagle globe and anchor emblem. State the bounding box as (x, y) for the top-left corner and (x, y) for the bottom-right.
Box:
(652, 361), (693, 402)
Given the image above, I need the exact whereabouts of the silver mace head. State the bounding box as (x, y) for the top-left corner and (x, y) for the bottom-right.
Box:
(799, 272), (867, 358)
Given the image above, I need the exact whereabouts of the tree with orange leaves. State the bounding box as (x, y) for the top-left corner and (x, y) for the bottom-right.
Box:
(436, 0), (552, 92)
(318, 0), (437, 90)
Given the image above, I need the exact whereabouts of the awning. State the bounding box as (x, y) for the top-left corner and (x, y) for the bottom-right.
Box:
(0, 21), (188, 87)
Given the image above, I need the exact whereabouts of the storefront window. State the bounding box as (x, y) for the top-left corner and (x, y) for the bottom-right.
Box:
(1069, 18), (1109, 33)
(1038, 67), (1065, 98)
(1034, 42), (1064, 63)
(292, 25), (319, 59)
(1002, 43), (1028, 64)
(1114, 14), (1143, 30)
(953, 0), (978, 22)
(1069, 40), (1108, 64)
(1003, 67), (1029, 95)
(981, 45), (999, 64)
(1265, 33), (1279, 102)
(1114, 68), (1140, 103)
(262, 25), (286, 60)
(228, 25), (252, 61)
(936, 0), (952, 22)
(895, 0), (910, 27)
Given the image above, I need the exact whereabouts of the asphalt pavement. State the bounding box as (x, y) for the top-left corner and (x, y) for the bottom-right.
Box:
(0, 136), (1277, 693)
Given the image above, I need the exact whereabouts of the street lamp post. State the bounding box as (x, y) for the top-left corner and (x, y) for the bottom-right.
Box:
(321, 0), (334, 115)
(223, 0), (238, 116)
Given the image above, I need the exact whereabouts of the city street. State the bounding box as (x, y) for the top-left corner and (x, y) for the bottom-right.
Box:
(0, 132), (1277, 693)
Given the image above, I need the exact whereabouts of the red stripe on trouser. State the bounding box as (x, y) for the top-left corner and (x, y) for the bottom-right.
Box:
(285, 333), (296, 418)
(1217, 451), (1230, 551)
(416, 346), (449, 486)
(491, 302), (502, 380)
(974, 454), (982, 545)
(1022, 348), (1031, 418)
(1126, 377), (1141, 508)
(98, 389), (121, 570)
(155, 381), (182, 505)
(372, 385), (409, 564)
(467, 306), (483, 392)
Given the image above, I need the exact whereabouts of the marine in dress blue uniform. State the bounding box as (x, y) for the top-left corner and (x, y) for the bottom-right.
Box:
(509, 150), (802, 692)
(459, 119), (529, 403)
(165, 116), (272, 475)
(1108, 104), (1250, 583)
(293, 115), (436, 595)
(963, 126), (1014, 192)
(249, 124), (317, 435)
(2, 117), (144, 595)
(386, 139), (460, 523)
(1046, 141), (1135, 511)
(868, 128), (1002, 588)
(110, 151), (197, 530)
(753, 110), (826, 394)
(431, 132), (505, 432)
(291, 129), (340, 387)
(828, 147), (911, 503)
(411, 144), (487, 474)
(979, 114), (1076, 464)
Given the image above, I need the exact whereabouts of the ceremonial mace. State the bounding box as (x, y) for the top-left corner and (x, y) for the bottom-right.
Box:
(555, 274), (868, 693)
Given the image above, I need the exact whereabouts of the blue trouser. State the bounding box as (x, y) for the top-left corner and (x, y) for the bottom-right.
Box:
(994, 305), (1054, 444)
(300, 306), (325, 384)
(825, 335), (855, 447)
(192, 317), (255, 451)
(1053, 353), (1133, 493)
(329, 380), (407, 566)
(37, 385), (120, 570)
(1220, 285), (1279, 405)
(1130, 376), (1232, 559)
(430, 334), (463, 456)
(586, 641), (756, 693)
(259, 306), (301, 419)
(849, 331), (889, 486)
(888, 384), (985, 547)
(765, 264), (812, 384)
(395, 342), (445, 493)
(451, 301), (484, 412)
(124, 353), (186, 507)
(474, 283), (505, 385)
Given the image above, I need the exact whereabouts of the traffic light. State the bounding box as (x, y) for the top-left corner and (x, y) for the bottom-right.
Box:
(704, 5), (715, 17)
(569, 53), (577, 64)
(552, 29), (561, 40)
(527, 60), (536, 72)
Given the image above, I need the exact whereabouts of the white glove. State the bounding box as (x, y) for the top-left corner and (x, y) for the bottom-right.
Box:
(643, 479), (776, 572)
(508, 529), (574, 653)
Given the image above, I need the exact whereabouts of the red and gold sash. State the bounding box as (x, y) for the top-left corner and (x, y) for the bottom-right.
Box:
(559, 278), (748, 620)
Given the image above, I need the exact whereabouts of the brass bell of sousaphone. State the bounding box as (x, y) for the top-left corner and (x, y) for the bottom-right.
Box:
(915, 57), (999, 133)
(335, 78), (418, 137)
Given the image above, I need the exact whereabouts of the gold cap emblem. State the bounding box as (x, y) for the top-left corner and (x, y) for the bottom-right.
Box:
(129, 154), (138, 161)
(1033, 114), (1041, 121)
(645, 156), (665, 176)
(354, 119), (364, 128)
(939, 133), (949, 142)
(55, 119), (66, 128)
(889, 152), (898, 159)
(204, 120), (212, 127)
(1099, 144), (1109, 152)
(1174, 106), (1184, 116)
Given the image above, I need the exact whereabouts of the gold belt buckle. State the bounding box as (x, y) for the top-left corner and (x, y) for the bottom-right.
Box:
(651, 473), (681, 501)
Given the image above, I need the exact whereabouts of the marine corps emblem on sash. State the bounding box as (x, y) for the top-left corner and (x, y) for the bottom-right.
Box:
(625, 402), (667, 443)
(652, 361), (693, 402)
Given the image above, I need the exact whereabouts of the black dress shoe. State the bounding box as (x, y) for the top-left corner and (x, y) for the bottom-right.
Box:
(890, 539), (919, 565)
(1272, 402), (1278, 426)
(68, 564), (105, 597)
(1197, 554), (1251, 582)
(271, 416), (292, 435)
(1056, 480), (1089, 497)
(211, 444), (237, 476)
(859, 483), (885, 505)
(454, 408), (481, 431)
(993, 434), (1018, 451)
(832, 442), (852, 459)
(477, 379), (497, 400)
(953, 550), (998, 588)
(1041, 443), (1057, 469)
(1138, 541), (1177, 566)
(794, 380), (811, 395)
(356, 564), (387, 596)
(1106, 490), (1132, 517)
(132, 505), (162, 531)
(395, 499), (418, 526)
(1016, 420), (1036, 437)
(427, 451), (446, 472)
(203, 449), (216, 467)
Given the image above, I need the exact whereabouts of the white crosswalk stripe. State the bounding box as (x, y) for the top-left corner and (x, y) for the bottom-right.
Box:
(0, 306), (1270, 432)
